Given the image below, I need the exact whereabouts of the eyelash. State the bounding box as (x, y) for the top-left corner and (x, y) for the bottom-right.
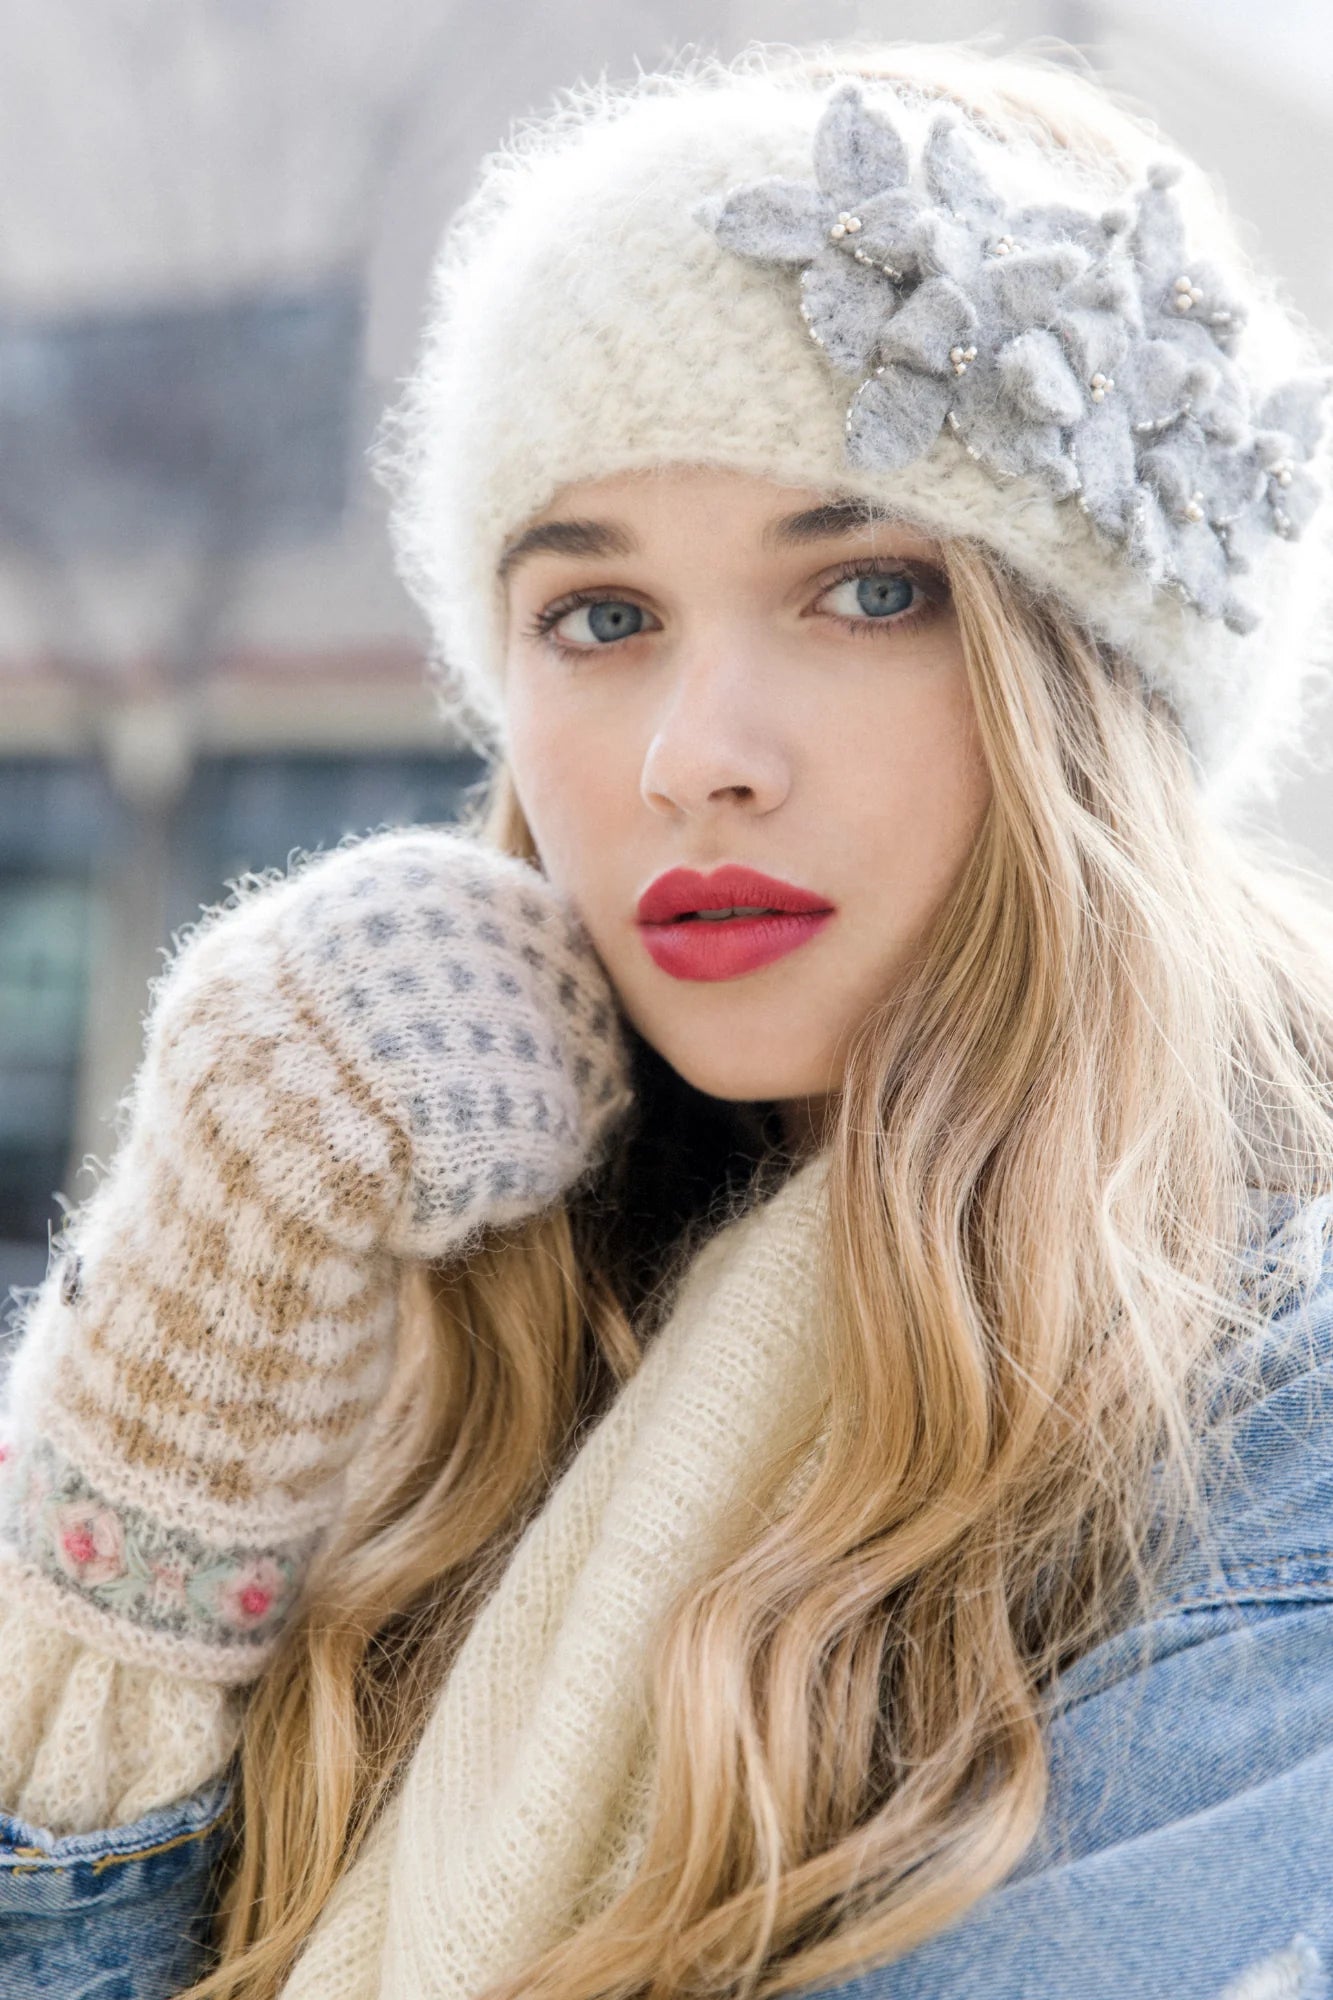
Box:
(520, 556), (947, 660)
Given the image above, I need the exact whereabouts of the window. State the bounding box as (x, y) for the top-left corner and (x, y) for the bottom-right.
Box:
(0, 750), (485, 1311)
(0, 875), (91, 1242)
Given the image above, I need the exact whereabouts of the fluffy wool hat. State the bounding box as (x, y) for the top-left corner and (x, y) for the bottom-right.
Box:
(380, 45), (1333, 814)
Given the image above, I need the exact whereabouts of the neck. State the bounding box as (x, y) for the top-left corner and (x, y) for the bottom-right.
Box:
(777, 1092), (836, 1160)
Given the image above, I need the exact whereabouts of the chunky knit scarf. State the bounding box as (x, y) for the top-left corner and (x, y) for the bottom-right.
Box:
(278, 1145), (833, 1998)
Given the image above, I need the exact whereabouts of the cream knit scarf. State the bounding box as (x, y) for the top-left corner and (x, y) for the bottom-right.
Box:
(280, 1146), (834, 2000)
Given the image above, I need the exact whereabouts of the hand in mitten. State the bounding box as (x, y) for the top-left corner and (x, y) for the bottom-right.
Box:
(0, 827), (635, 1681)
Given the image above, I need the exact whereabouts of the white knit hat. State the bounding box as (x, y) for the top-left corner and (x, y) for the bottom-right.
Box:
(380, 48), (1333, 815)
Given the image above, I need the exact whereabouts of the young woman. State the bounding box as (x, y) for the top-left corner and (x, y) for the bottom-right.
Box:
(2, 38), (1333, 2000)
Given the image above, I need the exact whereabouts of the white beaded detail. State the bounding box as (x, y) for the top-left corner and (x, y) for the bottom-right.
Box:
(949, 343), (978, 376)
(1182, 490), (1207, 523)
(845, 366), (887, 436)
(946, 409), (977, 455)
(852, 246), (904, 278)
(827, 210), (903, 279)
(797, 294), (826, 353)
(1090, 372), (1115, 402)
(945, 410), (1019, 483)
(1269, 457), (1295, 489)
(1173, 274), (1204, 313)
(1066, 442), (1092, 514)
(1134, 397), (1194, 436)
(989, 232), (1019, 256)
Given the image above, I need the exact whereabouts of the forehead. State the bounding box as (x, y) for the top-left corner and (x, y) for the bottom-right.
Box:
(497, 468), (945, 582)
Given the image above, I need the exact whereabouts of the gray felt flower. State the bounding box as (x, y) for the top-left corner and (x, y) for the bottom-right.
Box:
(698, 83), (916, 376)
(695, 81), (1331, 635)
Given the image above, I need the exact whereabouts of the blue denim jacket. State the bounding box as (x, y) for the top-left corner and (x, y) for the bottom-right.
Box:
(4, 1204), (1333, 2000)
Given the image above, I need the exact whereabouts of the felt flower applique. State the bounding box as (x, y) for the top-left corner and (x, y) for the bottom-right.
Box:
(699, 84), (1137, 487)
(696, 81), (1330, 635)
(697, 83), (915, 378)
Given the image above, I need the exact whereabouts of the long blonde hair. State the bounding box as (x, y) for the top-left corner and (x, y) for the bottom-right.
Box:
(184, 46), (1333, 2000)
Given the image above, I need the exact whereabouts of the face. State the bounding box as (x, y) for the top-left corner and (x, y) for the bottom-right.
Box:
(498, 466), (991, 1148)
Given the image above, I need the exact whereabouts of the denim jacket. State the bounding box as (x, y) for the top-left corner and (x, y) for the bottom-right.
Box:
(4, 1202), (1332, 2000)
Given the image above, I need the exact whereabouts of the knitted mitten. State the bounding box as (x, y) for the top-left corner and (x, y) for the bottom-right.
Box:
(0, 826), (635, 1681)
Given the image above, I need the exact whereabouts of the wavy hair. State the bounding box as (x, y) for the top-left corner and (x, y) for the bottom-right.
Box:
(183, 40), (1333, 2000)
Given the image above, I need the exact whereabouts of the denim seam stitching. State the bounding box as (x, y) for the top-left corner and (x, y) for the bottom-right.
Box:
(1, 1803), (231, 1878)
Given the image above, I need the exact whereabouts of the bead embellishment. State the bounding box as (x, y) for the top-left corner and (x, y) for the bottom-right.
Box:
(946, 409), (1019, 481)
(699, 81), (1330, 637)
(828, 208), (903, 278)
(1134, 400), (1194, 435)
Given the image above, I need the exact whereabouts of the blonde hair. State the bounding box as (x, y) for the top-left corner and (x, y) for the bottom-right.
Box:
(183, 41), (1333, 2000)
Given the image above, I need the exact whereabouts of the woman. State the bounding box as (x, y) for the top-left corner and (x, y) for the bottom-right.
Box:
(2, 37), (1333, 2000)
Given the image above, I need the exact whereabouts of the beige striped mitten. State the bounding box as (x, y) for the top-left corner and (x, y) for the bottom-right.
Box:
(0, 826), (635, 1682)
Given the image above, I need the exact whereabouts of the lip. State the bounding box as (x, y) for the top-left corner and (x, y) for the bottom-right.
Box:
(635, 864), (836, 983)
(636, 864), (834, 924)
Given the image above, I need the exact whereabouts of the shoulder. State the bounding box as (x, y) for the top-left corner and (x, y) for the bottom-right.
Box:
(808, 1196), (1333, 2000)
(1159, 1189), (1333, 1617)
(1044, 1191), (1333, 1713)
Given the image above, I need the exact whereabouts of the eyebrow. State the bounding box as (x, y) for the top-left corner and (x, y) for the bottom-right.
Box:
(495, 496), (916, 581)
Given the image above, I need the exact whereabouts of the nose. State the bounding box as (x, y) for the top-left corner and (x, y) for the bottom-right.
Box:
(639, 638), (790, 821)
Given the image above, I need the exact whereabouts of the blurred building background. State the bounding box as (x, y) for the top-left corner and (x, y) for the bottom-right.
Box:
(2, 0), (1332, 1307)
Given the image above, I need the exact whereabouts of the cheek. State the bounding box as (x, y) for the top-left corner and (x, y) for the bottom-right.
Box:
(503, 673), (622, 899)
(826, 659), (991, 919)
(902, 681), (991, 842)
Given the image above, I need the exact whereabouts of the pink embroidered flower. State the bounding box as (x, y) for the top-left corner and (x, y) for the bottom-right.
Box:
(215, 1557), (288, 1631)
(51, 1501), (127, 1588)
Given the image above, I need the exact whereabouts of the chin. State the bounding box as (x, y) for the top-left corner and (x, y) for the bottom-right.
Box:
(642, 1035), (821, 1107)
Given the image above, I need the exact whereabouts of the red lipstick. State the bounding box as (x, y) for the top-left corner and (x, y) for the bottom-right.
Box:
(635, 864), (836, 982)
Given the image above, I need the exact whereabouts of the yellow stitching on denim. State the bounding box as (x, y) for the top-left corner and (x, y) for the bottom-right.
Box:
(89, 1814), (231, 1874)
(2, 1811), (229, 1878)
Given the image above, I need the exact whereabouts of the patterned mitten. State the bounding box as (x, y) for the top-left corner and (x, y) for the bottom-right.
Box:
(0, 826), (635, 1681)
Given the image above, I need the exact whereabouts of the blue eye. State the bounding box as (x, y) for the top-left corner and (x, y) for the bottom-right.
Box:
(559, 600), (647, 644)
(823, 572), (918, 620)
(525, 562), (942, 660)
